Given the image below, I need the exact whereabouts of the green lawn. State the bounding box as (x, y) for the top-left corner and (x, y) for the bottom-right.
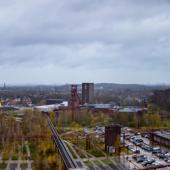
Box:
(84, 161), (94, 167)
(102, 159), (113, 165)
(94, 160), (101, 166)
(88, 149), (105, 157)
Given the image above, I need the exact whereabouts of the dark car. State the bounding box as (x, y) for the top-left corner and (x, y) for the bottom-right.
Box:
(164, 157), (170, 163)
(145, 134), (150, 139)
(133, 141), (142, 146)
(145, 146), (153, 152)
(152, 148), (161, 154)
(157, 151), (167, 159)
(142, 134), (150, 139)
(142, 159), (155, 167)
(126, 136), (131, 140)
(141, 145), (153, 152)
(157, 153), (166, 159)
(136, 156), (147, 163)
(134, 149), (140, 154)
(141, 144), (146, 149)
(132, 155), (138, 160)
(135, 138), (143, 143)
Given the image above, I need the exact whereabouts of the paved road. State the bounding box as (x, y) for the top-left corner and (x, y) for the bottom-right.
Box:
(6, 156), (12, 170)
(16, 149), (21, 170)
(25, 142), (32, 170)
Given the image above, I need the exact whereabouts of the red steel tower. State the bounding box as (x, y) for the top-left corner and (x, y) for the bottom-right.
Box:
(70, 85), (81, 121)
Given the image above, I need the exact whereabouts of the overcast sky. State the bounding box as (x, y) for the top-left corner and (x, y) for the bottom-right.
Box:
(0, 0), (170, 85)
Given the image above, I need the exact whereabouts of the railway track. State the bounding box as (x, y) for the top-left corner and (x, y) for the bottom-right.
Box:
(47, 116), (78, 169)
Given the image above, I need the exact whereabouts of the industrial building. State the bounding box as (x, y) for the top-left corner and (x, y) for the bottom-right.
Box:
(82, 83), (94, 104)
(46, 99), (65, 105)
(151, 131), (170, 147)
(35, 101), (68, 112)
(105, 124), (121, 153)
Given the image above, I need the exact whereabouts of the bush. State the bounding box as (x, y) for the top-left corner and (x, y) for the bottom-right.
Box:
(0, 162), (6, 168)
(12, 154), (18, 160)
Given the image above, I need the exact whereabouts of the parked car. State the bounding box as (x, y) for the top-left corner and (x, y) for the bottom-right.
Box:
(157, 151), (167, 159)
(132, 155), (138, 160)
(126, 136), (131, 140)
(157, 153), (166, 159)
(136, 155), (147, 163)
(130, 136), (136, 142)
(152, 147), (161, 154)
(135, 132), (141, 136)
(141, 145), (153, 152)
(142, 134), (150, 139)
(130, 148), (137, 153)
(142, 158), (155, 167)
(133, 141), (142, 146)
(152, 161), (161, 166)
(133, 154), (143, 160)
(165, 158), (170, 163)
(135, 138), (143, 143)
(134, 149), (140, 154)
(128, 145), (135, 152)
(165, 153), (170, 157)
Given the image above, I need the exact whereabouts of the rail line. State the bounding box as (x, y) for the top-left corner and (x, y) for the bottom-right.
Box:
(47, 115), (78, 169)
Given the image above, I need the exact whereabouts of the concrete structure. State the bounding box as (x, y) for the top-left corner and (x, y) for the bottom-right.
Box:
(105, 124), (121, 153)
(151, 131), (170, 147)
(82, 83), (94, 104)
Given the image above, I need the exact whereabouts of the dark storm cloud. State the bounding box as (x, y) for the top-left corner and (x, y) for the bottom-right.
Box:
(0, 0), (170, 83)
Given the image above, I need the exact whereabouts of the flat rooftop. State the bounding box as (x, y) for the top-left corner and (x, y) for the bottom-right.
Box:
(118, 107), (144, 113)
(154, 131), (170, 140)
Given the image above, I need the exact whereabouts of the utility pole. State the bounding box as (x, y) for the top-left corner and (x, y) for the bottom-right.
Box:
(86, 135), (91, 150)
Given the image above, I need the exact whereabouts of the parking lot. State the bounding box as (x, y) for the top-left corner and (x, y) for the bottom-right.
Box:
(124, 130), (170, 169)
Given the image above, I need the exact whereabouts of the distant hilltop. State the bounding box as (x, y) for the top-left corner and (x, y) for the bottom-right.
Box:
(0, 83), (170, 92)
(94, 83), (170, 91)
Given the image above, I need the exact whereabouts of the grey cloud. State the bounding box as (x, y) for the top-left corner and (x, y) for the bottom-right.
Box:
(0, 0), (170, 83)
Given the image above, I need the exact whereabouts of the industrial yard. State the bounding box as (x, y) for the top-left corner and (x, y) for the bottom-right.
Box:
(1, 82), (170, 170)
